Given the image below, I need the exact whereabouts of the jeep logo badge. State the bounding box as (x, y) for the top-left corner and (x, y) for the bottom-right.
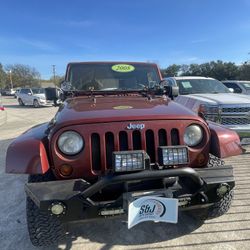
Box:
(127, 123), (145, 130)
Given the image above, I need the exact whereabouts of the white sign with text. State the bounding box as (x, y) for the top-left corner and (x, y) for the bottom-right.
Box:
(128, 196), (178, 229)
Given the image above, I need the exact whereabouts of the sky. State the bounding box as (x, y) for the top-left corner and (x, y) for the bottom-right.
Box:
(1, 0), (250, 79)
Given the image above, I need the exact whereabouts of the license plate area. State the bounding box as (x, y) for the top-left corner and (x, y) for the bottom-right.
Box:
(128, 196), (178, 229)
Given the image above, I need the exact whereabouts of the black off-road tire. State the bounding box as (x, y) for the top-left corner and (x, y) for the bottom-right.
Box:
(207, 154), (225, 168)
(189, 155), (233, 220)
(26, 171), (66, 247)
(205, 190), (234, 219)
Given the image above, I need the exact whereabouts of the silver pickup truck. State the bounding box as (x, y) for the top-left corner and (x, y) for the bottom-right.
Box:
(165, 76), (250, 144)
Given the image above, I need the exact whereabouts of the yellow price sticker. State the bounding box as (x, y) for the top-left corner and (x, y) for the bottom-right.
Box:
(111, 64), (135, 73)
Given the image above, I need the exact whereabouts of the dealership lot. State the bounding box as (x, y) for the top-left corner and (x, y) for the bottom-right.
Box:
(0, 97), (250, 250)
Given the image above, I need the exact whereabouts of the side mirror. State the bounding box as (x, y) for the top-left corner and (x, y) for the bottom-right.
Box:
(228, 88), (234, 93)
(159, 80), (179, 99)
(171, 86), (179, 98)
(162, 85), (179, 99)
(28, 93), (32, 95)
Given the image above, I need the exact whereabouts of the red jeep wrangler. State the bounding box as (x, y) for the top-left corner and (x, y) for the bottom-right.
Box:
(6, 62), (242, 246)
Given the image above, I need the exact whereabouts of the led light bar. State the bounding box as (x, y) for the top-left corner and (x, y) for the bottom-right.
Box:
(158, 146), (189, 166)
(112, 150), (149, 172)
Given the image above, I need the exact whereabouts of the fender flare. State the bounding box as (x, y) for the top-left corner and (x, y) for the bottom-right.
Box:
(208, 121), (243, 158)
(6, 123), (50, 174)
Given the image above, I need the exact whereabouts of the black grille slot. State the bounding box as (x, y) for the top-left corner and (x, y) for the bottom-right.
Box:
(119, 131), (128, 150)
(158, 129), (167, 146)
(171, 129), (179, 145)
(133, 130), (142, 150)
(105, 132), (114, 168)
(146, 129), (155, 162)
(222, 106), (250, 113)
(91, 133), (101, 171)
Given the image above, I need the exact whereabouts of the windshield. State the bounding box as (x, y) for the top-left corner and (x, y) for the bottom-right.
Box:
(65, 63), (161, 91)
(176, 79), (230, 95)
(32, 88), (45, 94)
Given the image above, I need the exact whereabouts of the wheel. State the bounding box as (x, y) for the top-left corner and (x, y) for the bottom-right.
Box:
(189, 155), (233, 220)
(26, 171), (66, 246)
(205, 190), (234, 219)
(33, 99), (40, 108)
(18, 98), (24, 106)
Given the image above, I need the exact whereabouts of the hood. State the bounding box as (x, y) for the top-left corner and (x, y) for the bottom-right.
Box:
(53, 95), (203, 128)
(185, 93), (250, 105)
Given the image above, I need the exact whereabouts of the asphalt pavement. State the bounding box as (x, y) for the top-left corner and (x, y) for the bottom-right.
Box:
(0, 96), (250, 250)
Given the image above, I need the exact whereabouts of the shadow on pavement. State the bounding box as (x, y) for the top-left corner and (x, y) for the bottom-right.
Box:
(47, 212), (203, 250)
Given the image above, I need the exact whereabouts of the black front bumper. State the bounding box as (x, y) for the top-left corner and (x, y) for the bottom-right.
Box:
(25, 166), (234, 222)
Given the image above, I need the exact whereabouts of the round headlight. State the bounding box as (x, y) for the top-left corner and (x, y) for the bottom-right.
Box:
(184, 125), (203, 147)
(58, 131), (84, 155)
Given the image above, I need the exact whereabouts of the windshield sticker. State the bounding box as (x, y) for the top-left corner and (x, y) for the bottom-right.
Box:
(181, 81), (192, 88)
(111, 64), (135, 73)
(113, 105), (133, 110)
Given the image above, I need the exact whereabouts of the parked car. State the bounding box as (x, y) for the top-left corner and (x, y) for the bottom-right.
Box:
(0, 99), (7, 126)
(1, 88), (15, 96)
(14, 88), (21, 98)
(17, 88), (54, 107)
(222, 80), (250, 95)
(164, 76), (250, 144)
(6, 62), (242, 246)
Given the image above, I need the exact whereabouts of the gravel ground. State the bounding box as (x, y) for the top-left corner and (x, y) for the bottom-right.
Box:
(0, 96), (250, 250)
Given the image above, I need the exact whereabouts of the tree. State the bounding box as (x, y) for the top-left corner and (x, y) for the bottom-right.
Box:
(177, 60), (240, 80)
(5, 64), (41, 88)
(0, 63), (7, 89)
(161, 64), (181, 77)
(239, 63), (250, 80)
(49, 75), (65, 87)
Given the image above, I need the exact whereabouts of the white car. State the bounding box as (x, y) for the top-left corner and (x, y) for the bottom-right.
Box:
(17, 88), (53, 108)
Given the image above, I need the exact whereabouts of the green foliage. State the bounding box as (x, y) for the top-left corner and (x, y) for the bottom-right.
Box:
(239, 63), (250, 80)
(4, 64), (41, 88)
(161, 64), (181, 77)
(49, 75), (65, 87)
(161, 60), (250, 81)
(0, 63), (7, 89)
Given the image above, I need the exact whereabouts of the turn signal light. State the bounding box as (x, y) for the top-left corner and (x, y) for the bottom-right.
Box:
(59, 164), (73, 176)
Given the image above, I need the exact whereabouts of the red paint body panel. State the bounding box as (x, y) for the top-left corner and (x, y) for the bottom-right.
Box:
(54, 95), (202, 130)
(208, 121), (243, 158)
(5, 123), (50, 174)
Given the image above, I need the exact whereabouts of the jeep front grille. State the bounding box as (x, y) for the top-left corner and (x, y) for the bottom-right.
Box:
(90, 128), (180, 171)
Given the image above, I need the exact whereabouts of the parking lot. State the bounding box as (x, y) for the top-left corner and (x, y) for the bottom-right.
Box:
(0, 96), (250, 250)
